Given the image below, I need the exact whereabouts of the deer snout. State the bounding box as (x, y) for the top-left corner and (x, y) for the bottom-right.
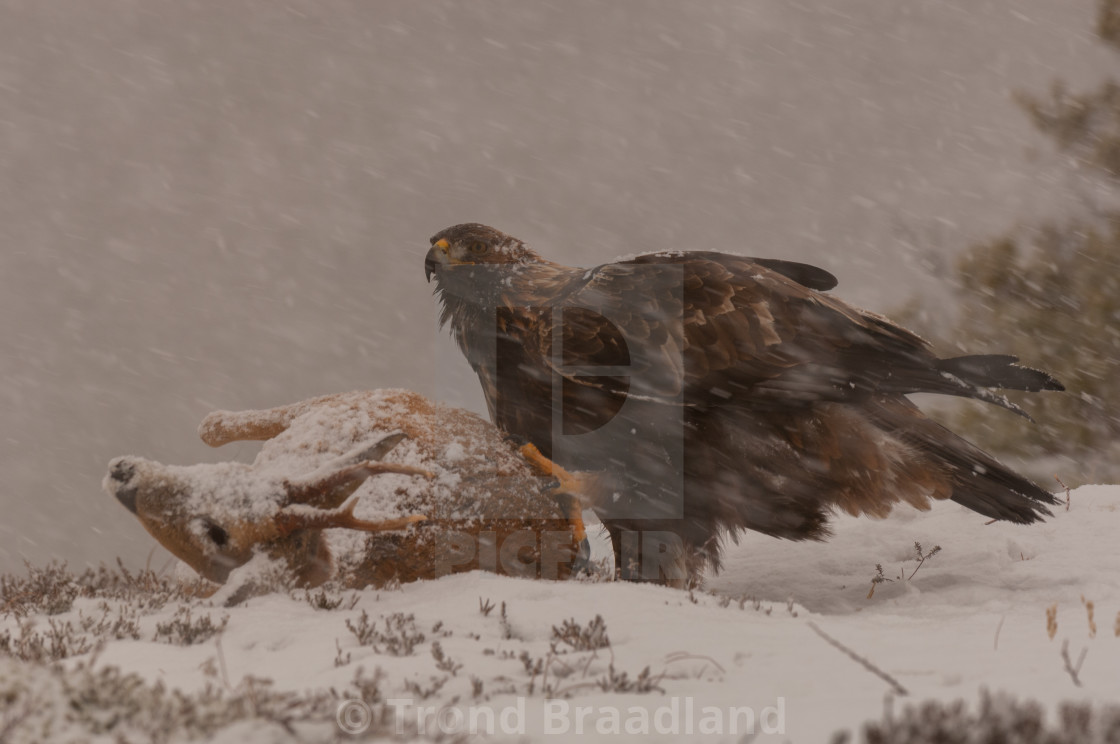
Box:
(104, 457), (140, 514)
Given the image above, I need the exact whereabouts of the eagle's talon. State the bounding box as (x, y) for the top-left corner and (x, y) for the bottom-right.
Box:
(518, 443), (588, 544)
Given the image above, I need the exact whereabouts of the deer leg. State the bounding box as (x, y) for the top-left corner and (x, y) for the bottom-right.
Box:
(275, 496), (427, 536)
(198, 403), (308, 447)
(197, 393), (363, 447)
(333, 431), (408, 468)
(284, 433), (413, 509)
(284, 460), (434, 509)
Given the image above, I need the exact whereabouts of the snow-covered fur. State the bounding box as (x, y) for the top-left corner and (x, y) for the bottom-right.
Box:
(104, 390), (583, 591)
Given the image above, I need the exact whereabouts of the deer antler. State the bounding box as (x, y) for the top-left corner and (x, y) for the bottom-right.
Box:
(274, 496), (427, 536)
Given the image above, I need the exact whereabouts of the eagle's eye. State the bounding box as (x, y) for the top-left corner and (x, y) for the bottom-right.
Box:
(467, 241), (490, 256)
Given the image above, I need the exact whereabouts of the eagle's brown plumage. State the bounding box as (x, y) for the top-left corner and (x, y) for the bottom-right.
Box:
(424, 223), (1064, 583)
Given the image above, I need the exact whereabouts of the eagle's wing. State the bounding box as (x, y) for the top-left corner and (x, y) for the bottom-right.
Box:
(531, 252), (1035, 413)
(743, 256), (838, 291)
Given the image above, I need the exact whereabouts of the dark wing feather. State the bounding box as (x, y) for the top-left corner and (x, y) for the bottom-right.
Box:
(625, 251), (838, 292)
(528, 263), (689, 401)
(526, 251), (1044, 417)
(530, 252), (938, 409)
(746, 257), (837, 291)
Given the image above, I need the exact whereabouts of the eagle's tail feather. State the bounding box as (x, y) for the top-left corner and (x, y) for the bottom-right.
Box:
(879, 354), (1064, 420)
(936, 354), (1065, 393)
(936, 436), (1058, 523)
(869, 400), (1059, 524)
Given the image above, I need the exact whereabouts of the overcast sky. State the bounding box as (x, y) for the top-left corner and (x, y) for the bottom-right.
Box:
(0, 0), (1110, 575)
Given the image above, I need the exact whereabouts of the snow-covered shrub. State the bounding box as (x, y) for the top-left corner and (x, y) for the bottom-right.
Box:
(835, 690), (1120, 744)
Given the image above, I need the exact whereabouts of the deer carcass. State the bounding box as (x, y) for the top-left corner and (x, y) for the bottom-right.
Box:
(104, 390), (587, 590)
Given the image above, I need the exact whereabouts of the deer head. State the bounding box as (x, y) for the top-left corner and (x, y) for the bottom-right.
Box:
(103, 431), (432, 585)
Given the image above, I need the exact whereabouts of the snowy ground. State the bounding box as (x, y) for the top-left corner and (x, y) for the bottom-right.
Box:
(2, 485), (1118, 743)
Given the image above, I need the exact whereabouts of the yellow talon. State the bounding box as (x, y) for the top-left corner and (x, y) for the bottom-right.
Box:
(555, 492), (587, 544)
(518, 443), (587, 543)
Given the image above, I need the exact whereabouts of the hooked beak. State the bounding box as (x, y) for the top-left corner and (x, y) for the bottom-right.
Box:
(425, 239), (450, 282)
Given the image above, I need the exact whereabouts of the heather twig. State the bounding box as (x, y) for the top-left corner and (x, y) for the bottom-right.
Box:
(808, 622), (908, 696)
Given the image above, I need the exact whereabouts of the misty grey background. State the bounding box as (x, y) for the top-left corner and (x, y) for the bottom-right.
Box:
(0, 1), (1108, 576)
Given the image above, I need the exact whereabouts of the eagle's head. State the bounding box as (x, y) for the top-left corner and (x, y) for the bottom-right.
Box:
(424, 223), (538, 282)
(424, 223), (581, 335)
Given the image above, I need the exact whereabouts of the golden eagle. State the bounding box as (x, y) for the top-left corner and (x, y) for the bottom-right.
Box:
(424, 223), (1063, 583)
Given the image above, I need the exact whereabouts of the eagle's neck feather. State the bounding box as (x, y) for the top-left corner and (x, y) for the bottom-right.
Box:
(434, 257), (583, 367)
